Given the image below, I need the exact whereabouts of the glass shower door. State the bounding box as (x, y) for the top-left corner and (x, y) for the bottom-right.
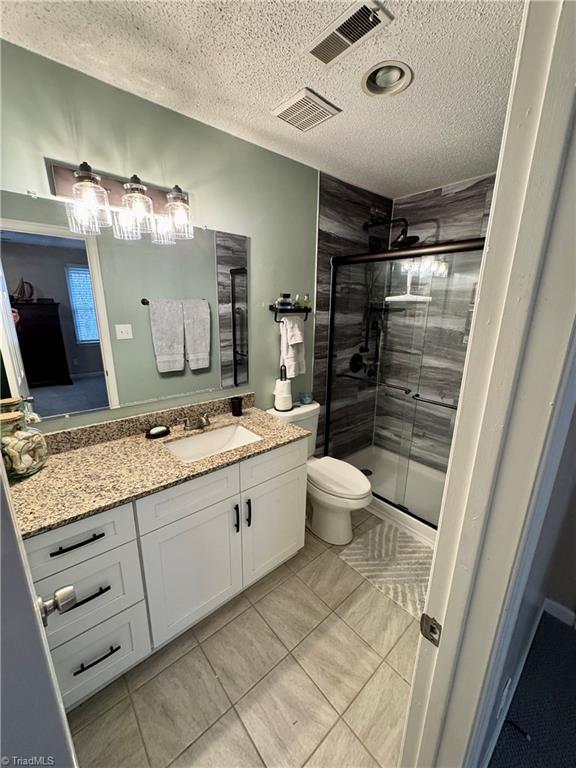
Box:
(373, 258), (431, 509)
(402, 249), (483, 525)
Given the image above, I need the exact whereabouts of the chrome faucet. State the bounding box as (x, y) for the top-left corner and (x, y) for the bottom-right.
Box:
(183, 413), (211, 431)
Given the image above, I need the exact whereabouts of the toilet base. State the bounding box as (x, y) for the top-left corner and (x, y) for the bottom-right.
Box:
(307, 496), (354, 546)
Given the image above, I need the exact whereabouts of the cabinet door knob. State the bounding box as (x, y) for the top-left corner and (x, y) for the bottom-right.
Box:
(233, 504), (240, 532)
(246, 499), (252, 527)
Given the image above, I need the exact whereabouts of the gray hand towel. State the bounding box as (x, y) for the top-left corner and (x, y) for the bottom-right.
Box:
(149, 299), (184, 372)
(183, 298), (211, 370)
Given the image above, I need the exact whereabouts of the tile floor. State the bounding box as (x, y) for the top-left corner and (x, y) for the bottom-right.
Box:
(69, 512), (421, 768)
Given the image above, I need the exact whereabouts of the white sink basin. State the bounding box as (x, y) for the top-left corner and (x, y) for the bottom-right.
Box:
(165, 424), (263, 463)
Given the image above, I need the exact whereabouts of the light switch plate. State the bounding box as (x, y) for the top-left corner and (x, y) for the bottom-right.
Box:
(115, 324), (133, 340)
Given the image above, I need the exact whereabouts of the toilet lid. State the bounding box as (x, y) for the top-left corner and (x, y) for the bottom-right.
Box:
(307, 457), (372, 500)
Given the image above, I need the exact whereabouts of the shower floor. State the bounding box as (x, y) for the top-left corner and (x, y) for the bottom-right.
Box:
(346, 445), (446, 527)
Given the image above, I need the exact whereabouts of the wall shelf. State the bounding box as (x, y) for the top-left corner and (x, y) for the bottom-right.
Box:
(269, 305), (312, 323)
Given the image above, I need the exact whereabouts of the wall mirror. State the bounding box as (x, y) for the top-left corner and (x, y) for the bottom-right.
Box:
(0, 190), (249, 420)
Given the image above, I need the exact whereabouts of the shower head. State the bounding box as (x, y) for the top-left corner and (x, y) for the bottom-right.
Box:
(390, 219), (420, 249)
(392, 235), (420, 248)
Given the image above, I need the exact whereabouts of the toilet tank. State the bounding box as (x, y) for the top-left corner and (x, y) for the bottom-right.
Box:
(266, 402), (320, 458)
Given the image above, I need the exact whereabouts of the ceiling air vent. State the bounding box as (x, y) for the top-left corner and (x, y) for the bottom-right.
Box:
(272, 88), (341, 132)
(309, 2), (393, 65)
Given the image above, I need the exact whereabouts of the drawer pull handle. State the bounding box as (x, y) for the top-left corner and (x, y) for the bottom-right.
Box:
(70, 585), (111, 611)
(246, 499), (252, 527)
(49, 532), (105, 558)
(234, 504), (240, 532)
(73, 644), (121, 676)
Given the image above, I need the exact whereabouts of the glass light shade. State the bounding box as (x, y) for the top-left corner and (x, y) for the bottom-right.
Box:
(165, 185), (194, 240)
(65, 202), (100, 235)
(112, 208), (141, 240)
(122, 176), (154, 233)
(71, 163), (112, 229)
(152, 215), (176, 245)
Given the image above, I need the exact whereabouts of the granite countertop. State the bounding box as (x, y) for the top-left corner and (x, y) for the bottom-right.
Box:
(9, 408), (309, 540)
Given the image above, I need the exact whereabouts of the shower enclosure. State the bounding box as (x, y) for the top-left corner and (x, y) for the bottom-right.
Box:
(324, 239), (484, 528)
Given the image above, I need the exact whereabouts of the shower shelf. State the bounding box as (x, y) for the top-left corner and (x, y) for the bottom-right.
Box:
(269, 305), (312, 323)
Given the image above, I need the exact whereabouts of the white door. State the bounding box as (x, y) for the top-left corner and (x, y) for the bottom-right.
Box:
(0, 266), (29, 398)
(140, 497), (243, 647)
(1, 468), (77, 764)
(241, 465), (307, 587)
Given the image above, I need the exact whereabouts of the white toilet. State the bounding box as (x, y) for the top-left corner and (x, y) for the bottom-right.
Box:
(267, 402), (372, 545)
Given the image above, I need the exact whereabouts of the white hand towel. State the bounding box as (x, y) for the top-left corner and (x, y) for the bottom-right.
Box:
(149, 299), (184, 373)
(183, 298), (211, 370)
(285, 316), (304, 345)
(280, 317), (306, 379)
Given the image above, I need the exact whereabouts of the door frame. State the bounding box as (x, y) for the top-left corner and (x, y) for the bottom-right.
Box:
(0, 217), (120, 408)
(402, 1), (575, 765)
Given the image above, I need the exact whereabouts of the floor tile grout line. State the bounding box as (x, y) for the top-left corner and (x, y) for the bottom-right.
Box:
(196, 642), (236, 708)
(232, 703), (270, 768)
(193, 596), (253, 644)
(127, 683), (154, 768)
(299, 715), (343, 767)
(66, 683), (131, 737)
(157, 644), (235, 768)
(337, 656), (412, 768)
(163, 704), (234, 768)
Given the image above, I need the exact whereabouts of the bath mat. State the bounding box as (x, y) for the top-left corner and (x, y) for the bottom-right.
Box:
(339, 520), (433, 618)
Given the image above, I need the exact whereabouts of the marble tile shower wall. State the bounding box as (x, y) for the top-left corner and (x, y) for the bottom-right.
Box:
(314, 174), (392, 456)
(389, 175), (495, 246)
(314, 173), (494, 469)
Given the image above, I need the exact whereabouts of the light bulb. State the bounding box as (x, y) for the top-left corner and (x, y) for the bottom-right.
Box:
(165, 185), (194, 240)
(121, 175), (154, 233)
(152, 214), (176, 245)
(70, 162), (112, 231)
(112, 207), (141, 240)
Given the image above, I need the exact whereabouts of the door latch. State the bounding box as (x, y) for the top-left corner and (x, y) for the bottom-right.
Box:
(420, 613), (442, 647)
(36, 585), (77, 627)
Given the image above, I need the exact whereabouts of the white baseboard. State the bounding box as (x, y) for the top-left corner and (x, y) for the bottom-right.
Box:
(543, 597), (576, 627)
(367, 497), (436, 546)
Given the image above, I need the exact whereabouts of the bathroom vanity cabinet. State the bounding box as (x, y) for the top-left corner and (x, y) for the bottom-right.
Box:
(25, 438), (307, 709)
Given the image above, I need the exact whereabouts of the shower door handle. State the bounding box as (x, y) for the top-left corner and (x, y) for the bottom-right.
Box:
(412, 393), (458, 410)
(383, 383), (411, 395)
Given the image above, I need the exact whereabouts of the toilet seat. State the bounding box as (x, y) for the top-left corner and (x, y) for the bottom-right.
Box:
(307, 457), (371, 500)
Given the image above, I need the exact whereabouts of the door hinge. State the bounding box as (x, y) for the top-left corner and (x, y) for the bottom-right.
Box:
(420, 613), (442, 647)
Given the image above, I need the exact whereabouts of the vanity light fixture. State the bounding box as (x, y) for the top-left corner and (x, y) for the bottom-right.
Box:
(165, 185), (194, 240)
(68, 161), (112, 234)
(60, 162), (194, 246)
(121, 175), (154, 233)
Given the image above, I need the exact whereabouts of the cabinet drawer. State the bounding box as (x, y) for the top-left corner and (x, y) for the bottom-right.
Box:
(52, 602), (150, 711)
(25, 505), (136, 581)
(36, 541), (144, 650)
(135, 465), (240, 535)
(240, 440), (308, 490)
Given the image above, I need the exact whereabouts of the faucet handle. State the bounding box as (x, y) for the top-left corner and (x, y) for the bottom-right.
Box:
(200, 413), (211, 427)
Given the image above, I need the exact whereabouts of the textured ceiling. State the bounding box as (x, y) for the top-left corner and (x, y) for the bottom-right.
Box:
(0, 0), (523, 198)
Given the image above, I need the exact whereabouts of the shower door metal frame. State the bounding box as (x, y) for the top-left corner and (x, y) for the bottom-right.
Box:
(323, 237), (485, 524)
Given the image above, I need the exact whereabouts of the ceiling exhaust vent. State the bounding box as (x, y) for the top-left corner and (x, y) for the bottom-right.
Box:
(309, 2), (393, 65)
(272, 88), (341, 132)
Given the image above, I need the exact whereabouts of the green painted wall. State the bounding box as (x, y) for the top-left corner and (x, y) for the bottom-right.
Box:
(0, 40), (318, 429)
